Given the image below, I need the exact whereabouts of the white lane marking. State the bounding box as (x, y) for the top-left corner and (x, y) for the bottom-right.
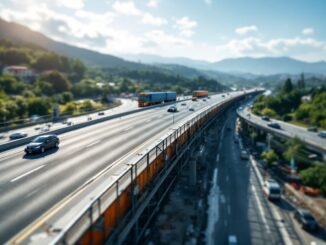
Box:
(122, 126), (134, 132)
(250, 157), (293, 245)
(206, 168), (219, 245)
(216, 154), (219, 162)
(10, 165), (45, 183)
(25, 187), (40, 198)
(85, 140), (101, 148)
(227, 205), (231, 215)
(251, 184), (271, 233)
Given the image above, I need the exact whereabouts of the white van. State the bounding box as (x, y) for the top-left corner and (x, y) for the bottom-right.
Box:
(263, 179), (281, 200)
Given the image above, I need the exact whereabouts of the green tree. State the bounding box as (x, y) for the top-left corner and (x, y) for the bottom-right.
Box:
(282, 78), (293, 94)
(261, 149), (278, 167)
(300, 164), (326, 195)
(61, 92), (74, 104)
(27, 97), (51, 116)
(40, 71), (72, 93)
(0, 48), (30, 65)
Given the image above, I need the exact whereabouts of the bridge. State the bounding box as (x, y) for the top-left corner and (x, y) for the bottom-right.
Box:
(0, 90), (262, 244)
(237, 106), (326, 160)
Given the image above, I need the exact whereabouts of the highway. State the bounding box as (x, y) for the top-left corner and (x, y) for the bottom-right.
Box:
(0, 98), (138, 144)
(0, 93), (236, 243)
(238, 106), (326, 152)
(212, 111), (325, 245)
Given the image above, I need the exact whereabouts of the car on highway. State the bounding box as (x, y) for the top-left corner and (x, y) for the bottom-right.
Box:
(240, 150), (249, 160)
(9, 132), (28, 140)
(98, 111), (105, 116)
(67, 121), (73, 126)
(24, 135), (59, 154)
(307, 127), (318, 132)
(261, 116), (270, 121)
(203, 99), (207, 102)
(181, 103), (186, 106)
(189, 107), (195, 111)
(263, 179), (281, 200)
(0, 133), (6, 139)
(318, 131), (326, 138)
(267, 122), (281, 129)
(167, 106), (177, 112)
(294, 209), (319, 231)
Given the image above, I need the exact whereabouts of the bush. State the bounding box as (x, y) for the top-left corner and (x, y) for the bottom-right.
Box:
(300, 164), (326, 196)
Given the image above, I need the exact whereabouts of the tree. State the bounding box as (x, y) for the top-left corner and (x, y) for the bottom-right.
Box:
(261, 149), (278, 167)
(61, 92), (74, 104)
(297, 73), (305, 90)
(282, 78), (293, 94)
(300, 164), (326, 195)
(283, 137), (310, 170)
(27, 97), (51, 116)
(0, 48), (30, 65)
(34, 80), (54, 96)
(40, 71), (72, 93)
(72, 59), (86, 81)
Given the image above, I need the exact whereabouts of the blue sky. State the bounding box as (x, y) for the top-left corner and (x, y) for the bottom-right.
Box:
(1, 0), (325, 62)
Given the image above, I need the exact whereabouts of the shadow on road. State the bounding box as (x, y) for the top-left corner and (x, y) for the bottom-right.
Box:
(22, 148), (59, 160)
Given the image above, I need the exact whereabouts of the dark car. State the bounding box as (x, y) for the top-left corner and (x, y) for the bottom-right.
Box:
(307, 127), (318, 132)
(9, 132), (28, 140)
(262, 116), (270, 121)
(167, 106), (177, 112)
(294, 209), (319, 231)
(25, 135), (59, 154)
(98, 111), (105, 116)
(268, 123), (281, 129)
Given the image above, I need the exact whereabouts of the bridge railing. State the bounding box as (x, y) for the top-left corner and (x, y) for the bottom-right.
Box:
(11, 90), (261, 245)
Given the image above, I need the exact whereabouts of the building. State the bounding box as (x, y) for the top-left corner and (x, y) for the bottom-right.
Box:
(2, 66), (34, 82)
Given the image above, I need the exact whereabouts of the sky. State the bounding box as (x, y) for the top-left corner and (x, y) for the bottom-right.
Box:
(0, 0), (326, 62)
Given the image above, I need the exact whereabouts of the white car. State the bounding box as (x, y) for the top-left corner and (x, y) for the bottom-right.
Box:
(263, 179), (281, 200)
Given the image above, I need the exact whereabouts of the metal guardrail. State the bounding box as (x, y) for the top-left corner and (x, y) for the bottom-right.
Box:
(10, 90), (261, 245)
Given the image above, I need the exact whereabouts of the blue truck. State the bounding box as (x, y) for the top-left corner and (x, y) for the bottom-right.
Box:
(138, 92), (177, 107)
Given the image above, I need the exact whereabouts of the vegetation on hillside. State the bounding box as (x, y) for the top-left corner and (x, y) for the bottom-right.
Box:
(0, 39), (227, 124)
(252, 76), (326, 128)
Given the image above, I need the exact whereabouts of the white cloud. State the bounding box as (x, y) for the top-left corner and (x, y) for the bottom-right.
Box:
(302, 27), (314, 35)
(147, 0), (159, 8)
(55, 0), (84, 9)
(235, 25), (258, 35)
(142, 13), (167, 26)
(173, 16), (198, 38)
(112, 1), (141, 16)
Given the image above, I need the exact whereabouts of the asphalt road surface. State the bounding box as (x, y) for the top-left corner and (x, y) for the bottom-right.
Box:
(238, 107), (326, 152)
(0, 92), (239, 243)
(0, 98), (138, 144)
(212, 111), (325, 245)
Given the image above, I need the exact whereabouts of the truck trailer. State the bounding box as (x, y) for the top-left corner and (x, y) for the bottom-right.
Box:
(192, 90), (208, 101)
(138, 91), (177, 107)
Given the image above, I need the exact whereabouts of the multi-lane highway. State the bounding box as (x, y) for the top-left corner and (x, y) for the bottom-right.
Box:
(238, 106), (326, 152)
(0, 92), (238, 243)
(0, 98), (138, 144)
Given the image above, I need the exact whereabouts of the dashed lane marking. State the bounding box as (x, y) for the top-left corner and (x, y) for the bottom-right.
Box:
(10, 165), (45, 183)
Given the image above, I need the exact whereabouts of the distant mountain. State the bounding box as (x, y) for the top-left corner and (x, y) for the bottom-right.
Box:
(0, 18), (142, 68)
(211, 57), (326, 75)
(123, 54), (326, 75)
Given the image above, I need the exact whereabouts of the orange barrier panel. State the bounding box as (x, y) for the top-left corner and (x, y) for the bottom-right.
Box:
(104, 201), (118, 237)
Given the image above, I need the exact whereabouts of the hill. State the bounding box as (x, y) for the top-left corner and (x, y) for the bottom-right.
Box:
(0, 18), (141, 69)
(123, 54), (326, 75)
